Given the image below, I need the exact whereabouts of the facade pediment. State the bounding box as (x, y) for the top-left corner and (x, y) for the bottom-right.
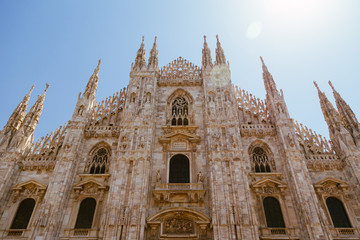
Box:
(251, 177), (287, 195)
(73, 178), (108, 190)
(12, 179), (47, 191)
(314, 177), (348, 187)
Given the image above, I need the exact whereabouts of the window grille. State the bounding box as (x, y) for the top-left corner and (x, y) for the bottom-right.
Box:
(10, 198), (36, 229)
(171, 97), (189, 126)
(75, 198), (96, 229)
(263, 197), (285, 228)
(326, 197), (352, 228)
(169, 154), (190, 183)
(87, 148), (109, 174)
(252, 147), (271, 172)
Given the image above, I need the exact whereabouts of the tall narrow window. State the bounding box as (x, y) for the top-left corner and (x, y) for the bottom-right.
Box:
(169, 154), (190, 183)
(263, 197), (285, 228)
(326, 197), (352, 228)
(75, 198), (96, 229)
(171, 97), (189, 126)
(89, 148), (109, 174)
(10, 198), (36, 229)
(252, 147), (271, 172)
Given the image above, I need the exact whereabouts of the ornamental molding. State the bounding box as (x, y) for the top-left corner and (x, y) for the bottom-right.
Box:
(73, 177), (109, 201)
(313, 177), (349, 196)
(251, 177), (287, 195)
(11, 179), (47, 203)
(158, 57), (202, 86)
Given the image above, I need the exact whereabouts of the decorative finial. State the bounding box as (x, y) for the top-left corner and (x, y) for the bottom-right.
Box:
(216, 34), (219, 42)
(328, 80), (335, 91)
(44, 83), (50, 92)
(313, 81), (320, 91)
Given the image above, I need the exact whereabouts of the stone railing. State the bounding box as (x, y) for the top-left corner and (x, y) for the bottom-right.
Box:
(84, 125), (121, 138)
(5, 229), (26, 237)
(305, 154), (344, 171)
(329, 228), (360, 237)
(153, 183), (205, 203)
(61, 228), (99, 239)
(19, 158), (57, 171)
(240, 124), (276, 137)
(260, 227), (299, 239)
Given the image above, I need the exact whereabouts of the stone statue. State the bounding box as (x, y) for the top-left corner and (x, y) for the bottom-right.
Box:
(156, 169), (161, 183)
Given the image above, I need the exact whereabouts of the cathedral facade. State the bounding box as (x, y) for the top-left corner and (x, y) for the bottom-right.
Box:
(0, 35), (360, 240)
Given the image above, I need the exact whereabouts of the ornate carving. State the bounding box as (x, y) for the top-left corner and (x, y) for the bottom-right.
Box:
(295, 121), (335, 154)
(21, 123), (67, 170)
(11, 180), (47, 203)
(314, 177), (349, 197)
(163, 216), (194, 234)
(158, 57), (202, 86)
(88, 88), (126, 127)
(251, 177), (287, 196)
(234, 86), (270, 124)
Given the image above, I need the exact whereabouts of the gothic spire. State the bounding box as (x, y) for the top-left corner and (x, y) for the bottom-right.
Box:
(133, 36), (147, 71)
(22, 83), (49, 131)
(313, 81), (340, 128)
(215, 35), (226, 66)
(314, 81), (356, 150)
(148, 36), (159, 71)
(2, 84), (34, 134)
(329, 81), (360, 144)
(261, 56), (280, 98)
(202, 35), (213, 69)
(84, 59), (101, 99)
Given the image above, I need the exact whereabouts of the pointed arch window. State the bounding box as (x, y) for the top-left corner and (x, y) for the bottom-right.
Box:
(263, 197), (285, 228)
(326, 197), (352, 228)
(169, 154), (190, 183)
(87, 148), (109, 174)
(171, 97), (189, 126)
(74, 198), (96, 229)
(252, 147), (271, 172)
(10, 198), (36, 229)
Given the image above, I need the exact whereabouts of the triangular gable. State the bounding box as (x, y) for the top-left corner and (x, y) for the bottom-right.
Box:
(314, 177), (348, 188)
(251, 177), (287, 188)
(12, 179), (47, 191)
(73, 178), (108, 191)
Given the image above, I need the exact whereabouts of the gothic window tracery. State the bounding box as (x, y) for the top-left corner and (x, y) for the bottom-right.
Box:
(263, 197), (285, 228)
(326, 197), (351, 228)
(171, 97), (189, 126)
(86, 147), (109, 174)
(252, 147), (271, 172)
(169, 154), (190, 183)
(74, 198), (96, 229)
(10, 198), (36, 229)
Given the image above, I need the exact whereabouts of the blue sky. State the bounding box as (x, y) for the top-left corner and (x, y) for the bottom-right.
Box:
(0, 0), (359, 140)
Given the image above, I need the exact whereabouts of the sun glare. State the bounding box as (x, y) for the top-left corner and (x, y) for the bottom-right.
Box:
(263, 0), (329, 24)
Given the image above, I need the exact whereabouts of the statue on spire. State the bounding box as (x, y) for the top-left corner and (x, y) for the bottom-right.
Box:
(202, 35), (212, 69)
(215, 35), (226, 66)
(0, 85), (35, 151)
(133, 36), (147, 71)
(314, 81), (355, 151)
(260, 56), (280, 98)
(83, 59), (101, 99)
(329, 81), (360, 146)
(148, 36), (159, 71)
(8, 84), (49, 153)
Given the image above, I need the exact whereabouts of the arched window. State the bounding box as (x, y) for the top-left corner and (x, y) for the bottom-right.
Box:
(88, 148), (109, 174)
(326, 197), (352, 228)
(75, 198), (96, 229)
(263, 197), (285, 228)
(252, 147), (271, 172)
(171, 97), (189, 126)
(169, 154), (190, 183)
(10, 198), (36, 229)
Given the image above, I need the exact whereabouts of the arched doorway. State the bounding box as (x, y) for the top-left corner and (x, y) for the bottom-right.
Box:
(169, 154), (190, 183)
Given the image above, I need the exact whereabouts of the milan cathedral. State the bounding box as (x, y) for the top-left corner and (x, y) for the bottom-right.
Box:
(0, 35), (359, 240)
